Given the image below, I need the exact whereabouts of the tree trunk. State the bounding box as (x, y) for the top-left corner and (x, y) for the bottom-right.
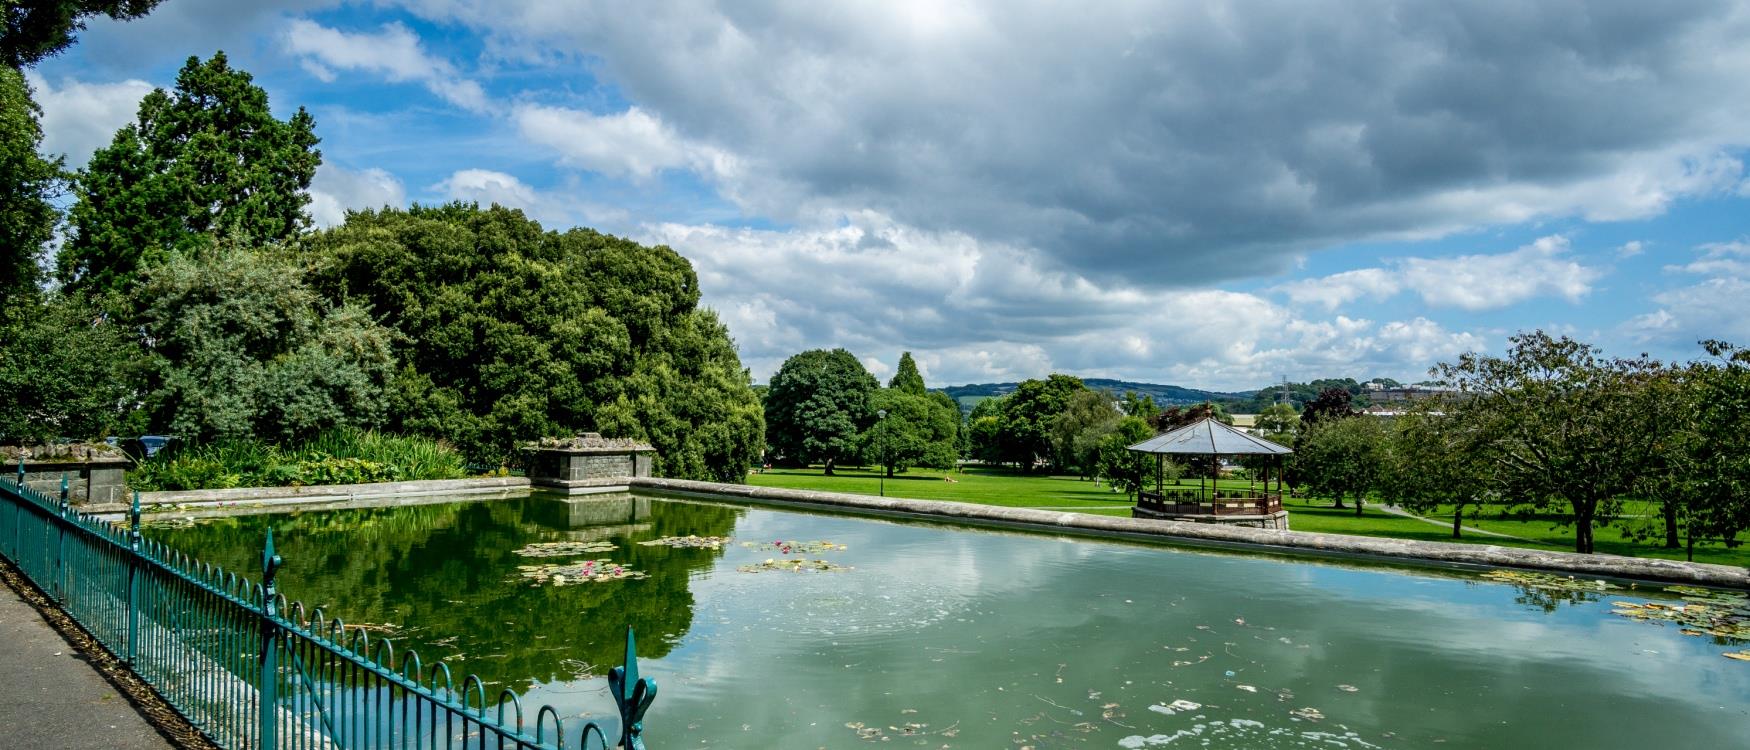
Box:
(886, 465), (894, 478)
(1354, 495), (1364, 516)
(1574, 512), (1593, 553)
(1686, 531), (1695, 562)
(823, 459), (834, 476)
(1663, 502), (1680, 549)
(1331, 496), (1347, 509)
(1452, 506), (1463, 539)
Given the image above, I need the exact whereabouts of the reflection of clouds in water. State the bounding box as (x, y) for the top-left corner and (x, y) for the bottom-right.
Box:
(549, 503), (1750, 747)
(1120, 719), (1382, 748)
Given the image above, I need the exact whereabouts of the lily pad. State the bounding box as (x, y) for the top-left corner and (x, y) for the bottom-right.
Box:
(639, 535), (732, 549)
(741, 539), (846, 554)
(1480, 570), (1619, 593)
(1607, 585), (1750, 646)
(737, 558), (850, 573)
(513, 541), (618, 558)
(515, 559), (646, 586)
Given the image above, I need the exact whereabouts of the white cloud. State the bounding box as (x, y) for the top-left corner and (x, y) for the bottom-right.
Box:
(283, 19), (489, 112)
(1617, 240), (1646, 258)
(389, 0), (1750, 286)
(1273, 235), (1603, 313)
(23, 71), (152, 168)
(513, 104), (735, 180)
(1399, 236), (1602, 311)
(1274, 268), (1399, 311)
(1627, 239), (1750, 344)
(642, 215), (1487, 387)
(307, 163), (407, 227)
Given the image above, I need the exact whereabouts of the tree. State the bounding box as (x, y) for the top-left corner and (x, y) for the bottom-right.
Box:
(0, 66), (60, 309)
(0, 295), (139, 443)
(61, 52), (320, 299)
(1299, 387), (1356, 428)
(1254, 402), (1299, 437)
(1292, 415), (1387, 514)
(1436, 331), (1662, 553)
(889, 352), (926, 396)
(2, 0), (166, 67)
(1095, 416), (1160, 500)
(1119, 391), (1158, 420)
(1151, 401), (1231, 431)
(967, 396), (1005, 465)
(1378, 403), (1490, 537)
(308, 204), (763, 480)
(1670, 341), (1750, 558)
(137, 244), (394, 444)
(862, 387), (958, 477)
(1048, 388), (1120, 477)
(764, 348), (876, 474)
(993, 374), (1086, 471)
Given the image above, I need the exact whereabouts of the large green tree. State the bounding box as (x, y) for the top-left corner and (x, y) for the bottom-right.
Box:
(992, 374), (1086, 471)
(307, 204), (763, 481)
(888, 351), (926, 395)
(2, 0), (166, 67)
(1378, 403), (1490, 537)
(0, 295), (138, 443)
(1292, 415), (1387, 514)
(1048, 388), (1121, 477)
(764, 348), (876, 474)
(862, 387), (959, 477)
(0, 65), (59, 309)
(137, 244), (395, 444)
(1095, 415), (1159, 499)
(1436, 332), (1662, 553)
(61, 51), (320, 298)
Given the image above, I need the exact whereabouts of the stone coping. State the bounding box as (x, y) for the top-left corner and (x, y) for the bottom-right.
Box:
(84, 476), (532, 515)
(629, 477), (1750, 590)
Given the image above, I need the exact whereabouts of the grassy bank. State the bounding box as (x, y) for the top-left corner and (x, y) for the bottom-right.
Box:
(747, 465), (1750, 568)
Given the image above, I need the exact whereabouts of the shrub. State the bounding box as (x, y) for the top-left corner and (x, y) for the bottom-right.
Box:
(128, 428), (465, 491)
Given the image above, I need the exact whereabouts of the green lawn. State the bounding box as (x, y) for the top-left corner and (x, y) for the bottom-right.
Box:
(746, 465), (1750, 568)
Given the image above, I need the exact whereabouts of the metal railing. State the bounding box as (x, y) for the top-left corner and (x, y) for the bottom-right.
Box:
(0, 464), (655, 749)
(1137, 488), (1283, 516)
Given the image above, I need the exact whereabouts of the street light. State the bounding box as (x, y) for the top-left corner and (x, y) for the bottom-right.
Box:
(876, 409), (887, 497)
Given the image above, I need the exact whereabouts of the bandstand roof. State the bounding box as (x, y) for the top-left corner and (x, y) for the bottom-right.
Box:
(1126, 417), (1292, 456)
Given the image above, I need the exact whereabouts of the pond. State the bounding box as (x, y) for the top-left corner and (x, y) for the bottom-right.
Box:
(151, 493), (1750, 748)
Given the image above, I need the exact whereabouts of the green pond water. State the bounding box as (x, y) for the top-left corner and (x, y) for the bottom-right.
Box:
(152, 493), (1750, 749)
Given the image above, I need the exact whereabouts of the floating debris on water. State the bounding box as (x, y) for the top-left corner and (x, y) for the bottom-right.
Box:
(741, 539), (846, 554)
(513, 541), (617, 558)
(1609, 586), (1750, 658)
(1479, 570), (1619, 593)
(1289, 706), (1325, 721)
(1336, 684), (1359, 693)
(737, 558), (850, 573)
(1146, 699), (1202, 716)
(516, 559), (646, 585)
(638, 535), (732, 549)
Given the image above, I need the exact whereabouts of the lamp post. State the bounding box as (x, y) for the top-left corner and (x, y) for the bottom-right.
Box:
(876, 409), (887, 497)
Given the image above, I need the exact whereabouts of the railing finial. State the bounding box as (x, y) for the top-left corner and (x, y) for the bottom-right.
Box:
(261, 528), (283, 616)
(608, 625), (657, 750)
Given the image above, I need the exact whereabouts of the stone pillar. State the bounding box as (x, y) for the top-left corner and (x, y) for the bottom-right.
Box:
(4, 444), (134, 505)
(521, 433), (657, 495)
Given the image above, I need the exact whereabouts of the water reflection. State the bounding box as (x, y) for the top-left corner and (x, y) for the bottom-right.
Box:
(155, 495), (1750, 749)
(153, 495), (740, 688)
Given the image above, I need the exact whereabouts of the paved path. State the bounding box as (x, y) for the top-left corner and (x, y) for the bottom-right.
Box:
(1377, 504), (1539, 542)
(0, 582), (174, 750)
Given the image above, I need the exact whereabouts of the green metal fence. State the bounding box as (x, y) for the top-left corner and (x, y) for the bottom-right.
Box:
(0, 465), (656, 749)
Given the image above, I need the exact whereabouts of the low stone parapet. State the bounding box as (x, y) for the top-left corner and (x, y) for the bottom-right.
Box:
(629, 477), (1750, 590)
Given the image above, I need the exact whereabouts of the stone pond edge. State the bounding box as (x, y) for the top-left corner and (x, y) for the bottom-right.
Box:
(630, 477), (1750, 590)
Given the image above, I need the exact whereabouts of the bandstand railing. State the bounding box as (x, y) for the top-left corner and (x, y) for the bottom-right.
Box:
(0, 461), (656, 749)
(1136, 487), (1283, 516)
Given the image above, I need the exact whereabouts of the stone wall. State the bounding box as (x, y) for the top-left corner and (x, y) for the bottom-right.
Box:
(6, 453), (132, 505)
(630, 476), (1750, 589)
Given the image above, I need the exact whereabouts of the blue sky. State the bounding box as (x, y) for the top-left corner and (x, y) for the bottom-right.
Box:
(28, 1), (1750, 390)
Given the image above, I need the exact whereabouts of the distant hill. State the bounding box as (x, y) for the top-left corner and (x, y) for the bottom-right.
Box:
(939, 378), (1257, 413)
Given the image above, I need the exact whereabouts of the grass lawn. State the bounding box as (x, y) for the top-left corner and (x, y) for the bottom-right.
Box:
(746, 465), (1750, 568)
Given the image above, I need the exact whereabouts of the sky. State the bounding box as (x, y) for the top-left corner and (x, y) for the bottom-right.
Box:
(27, 0), (1750, 391)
